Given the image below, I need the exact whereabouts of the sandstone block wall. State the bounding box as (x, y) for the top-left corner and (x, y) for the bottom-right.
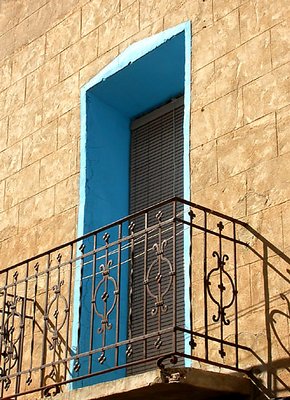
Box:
(0, 0), (289, 397)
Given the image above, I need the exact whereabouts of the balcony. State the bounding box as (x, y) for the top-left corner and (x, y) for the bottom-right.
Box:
(0, 198), (289, 399)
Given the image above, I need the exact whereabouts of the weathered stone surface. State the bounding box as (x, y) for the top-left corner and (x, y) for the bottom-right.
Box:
(12, 35), (45, 82)
(164, 0), (213, 34)
(57, 107), (80, 148)
(46, 11), (81, 59)
(0, 78), (25, 119)
(192, 173), (247, 218)
(0, 58), (12, 92)
(0, 117), (8, 152)
(8, 99), (43, 145)
(277, 104), (290, 156)
(25, 55), (59, 102)
(191, 89), (243, 148)
(19, 187), (55, 231)
(55, 174), (79, 214)
(282, 201), (290, 253)
(22, 120), (58, 167)
(243, 62), (290, 123)
(271, 20), (290, 69)
(213, 0), (240, 21)
(215, 31), (271, 98)
(60, 28), (99, 81)
(213, 9), (240, 59)
(0, 180), (4, 213)
(118, 18), (163, 53)
(192, 25), (215, 71)
(190, 140), (218, 192)
(43, 73), (79, 124)
(80, 47), (119, 86)
(5, 162), (40, 208)
(40, 143), (77, 189)
(240, 0), (290, 43)
(99, 1), (139, 55)
(247, 152), (290, 214)
(191, 62), (215, 111)
(217, 113), (277, 180)
(0, 206), (18, 241)
(36, 207), (76, 252)
(82, 0), (119, 36)
(121, 0), (135, 10)
(0, 141), (22, 181)
(0, 28), (15, 62)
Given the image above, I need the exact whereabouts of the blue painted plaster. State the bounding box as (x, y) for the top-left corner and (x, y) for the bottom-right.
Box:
(72, 21), (192, 388)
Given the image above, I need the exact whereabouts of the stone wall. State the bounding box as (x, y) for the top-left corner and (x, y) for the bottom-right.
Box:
(0, 0), (289, 398)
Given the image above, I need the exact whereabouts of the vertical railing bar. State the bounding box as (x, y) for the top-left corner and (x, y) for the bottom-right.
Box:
(75, 242), (85, 374)
(233, 223), (239, 369)
(15, 262), (29, 394)
(218, 222), (224, 358)
(114, 224), (122, 367)
(188, 208), (194, 354)
(64, 244), (74, 380)
(143, 213), (148, 360)
(172, 200), (177, 353)
(88, 235), (97, 374)
(0, 270), (8, 398)
(203, 211), (209, 360)
(40, 253), (51, 389)
(7, 272), (18, 393)
(28, 262), (39, 388)
(128, 224), (134, 345)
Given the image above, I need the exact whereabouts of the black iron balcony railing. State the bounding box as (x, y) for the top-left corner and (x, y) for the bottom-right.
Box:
(0, 198), (289, 399)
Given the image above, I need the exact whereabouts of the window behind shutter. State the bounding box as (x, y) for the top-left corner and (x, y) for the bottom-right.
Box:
(128, 98), (184, 372)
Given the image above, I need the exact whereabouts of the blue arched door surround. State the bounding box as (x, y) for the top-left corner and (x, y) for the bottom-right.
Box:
(73, 21), (191, 387)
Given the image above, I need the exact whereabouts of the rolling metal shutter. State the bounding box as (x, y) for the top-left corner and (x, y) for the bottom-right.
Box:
(128, 97), (184, 372)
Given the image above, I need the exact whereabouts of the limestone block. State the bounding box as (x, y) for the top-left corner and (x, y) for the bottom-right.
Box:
(191, 89), (243, 148)
(46, 11), (81, 59)
(121, 0), (135, 10)
(80, 47), (119, 86)
(192, 173), (247, 218)
(190, 140), (218, 192)
(0, 58), (12, 92)
(191, 62), (216, 111)
(192, 25), (215, 71)
(18, 187), (55, 232)
(271, 20), (290, 69)
(57, 107), (80, 149)
(240, 0), (290, 43)
(98, 1), (139, 55)
(247, 152), (290, 214)
(82, 0), (119, 36)
(0, 141), (22, 181)
(43, 73), (79, 124)
(213, 9), (240, 59)
(213, 0), (240, 21)
(55, 174), (79, 214)
(0, 28), (15, 62)
(40, 143), (77, 190)
(0, 78), (25, 119)
(215, 31), (271, 98)
(243, 62), (290, 123)
(0, 0), (17, 35)
(8, 99), (43, 145)
(22, 120), (58, 167)
(0, 117), (8, 152)
(0, 206), (19, 241)
(282, 201), (290, 253)
(60, 28), (99, 81)
(12, 35), (45, 82)
(277, 104), (290, 156)
(140, 0), (172, 30)
(0, 180), (4, 213)
(26, 55), (60, 103)
(36, 208), (76, 253)
(164, 0), (213, 34)
(5, 162), (40, 208)
(217, 113), (277, 180)
(118, 18), (163, 53)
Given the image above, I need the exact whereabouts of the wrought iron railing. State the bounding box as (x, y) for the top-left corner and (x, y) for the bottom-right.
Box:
(0, 198), (289, 399)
